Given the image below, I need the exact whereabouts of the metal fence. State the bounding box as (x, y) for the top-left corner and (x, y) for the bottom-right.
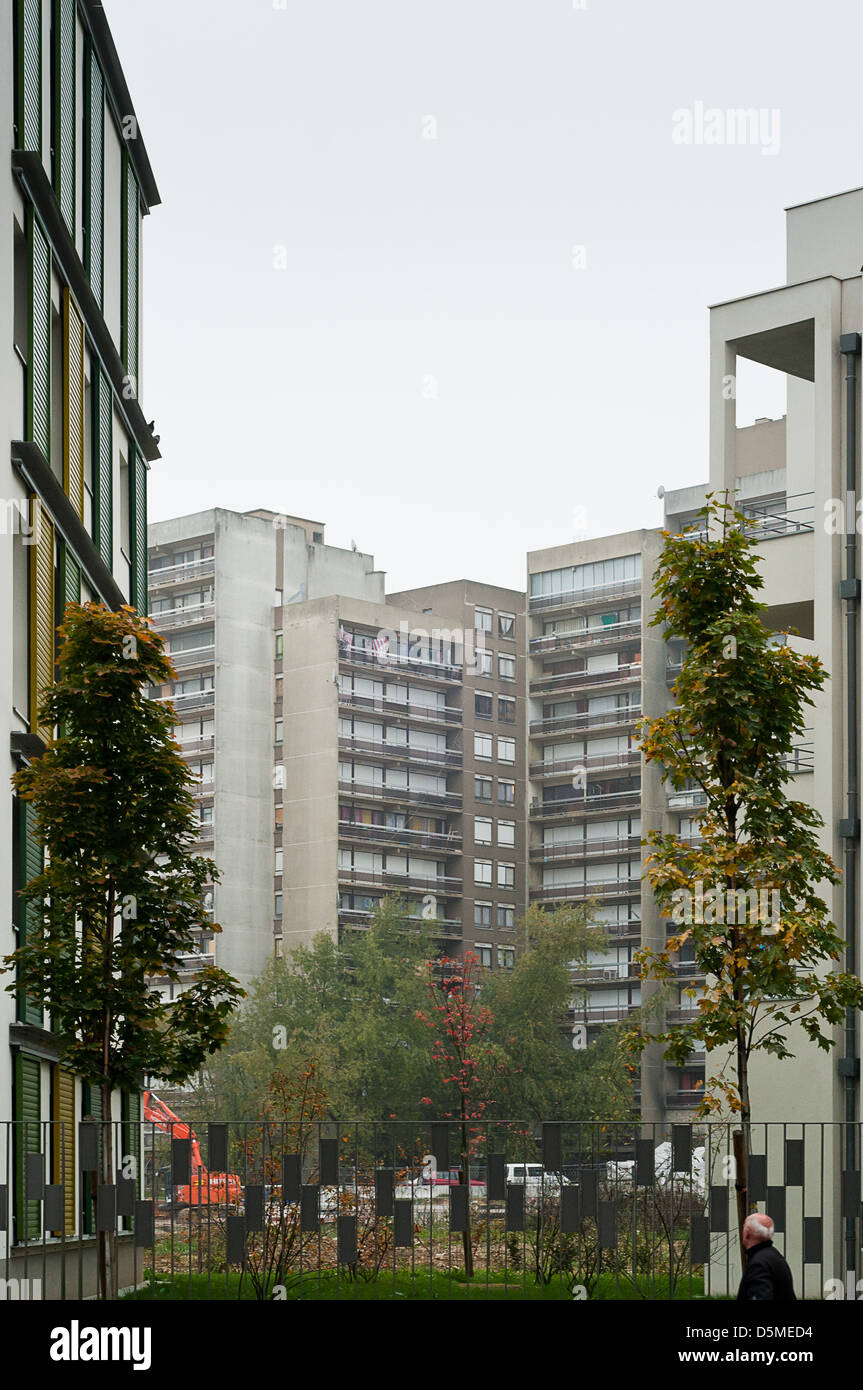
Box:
(1, 1120), (859, 1300)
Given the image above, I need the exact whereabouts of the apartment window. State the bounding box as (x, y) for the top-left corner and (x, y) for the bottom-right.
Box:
(275, 718), (283, 744)
(497, 736), (515, 764)
(498, 655), (516, 682)
(475, 860), (493, 886)
(477, 648), (493, 677)
(312, 531), (323, 543)
(497, 947), (515, 970)
(199, 805), (214, 825)
(475, 691), (493, 720)
(498, 779), (515, 805)
(476, 945), (493, 968)
(498, 696), (516, 724)
(274, 938), (283, 959)
(498, 612), (515, 639)
(275, 847), (283, 875)
(275, 674), (283, 700)
(474, 606), (492, 634)
(275, 805), (283, 828)
(497, 905), (515, 929)
(474, 816), (493, 845)
(275, 632), (284, 658)
(475, 775), (493, 802)
(474, 732), (492, 760)
(498, 862), (515, 888)
(474, 902), (492, 928)
(274, 893), (283, 918)
(497, 819), (515, 848)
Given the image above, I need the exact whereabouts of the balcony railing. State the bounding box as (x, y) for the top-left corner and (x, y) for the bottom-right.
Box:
(533, 878), (640, 903)
(570, 1005), (636, 1024)
(529, 706), (641, 737)
(148, 556), (215, 587)
(530, 750), (640, 778)
(340, 647), (462, 684)
(339, 692), (462, 727)
(151, 601), (215, 631)
(338, 779), (462, 809)
(338, 735), (462, 768)
(339, 821), (463, 852)
(531, 834), (642, 862)
(168, 644), (215, 671)
(530, 787), (641, 818)
(338, 907), (462, 937)
(154, 689), (215, 713)
(338, 867), (462, 893)
(529, 577), (642, 614)
(529, 662), (641, 697)
(176, 734), (215, 757)
(529, 618), (641, 656)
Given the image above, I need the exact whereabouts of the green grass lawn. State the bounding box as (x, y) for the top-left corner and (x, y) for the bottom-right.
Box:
(123, 1268), (712, 1301)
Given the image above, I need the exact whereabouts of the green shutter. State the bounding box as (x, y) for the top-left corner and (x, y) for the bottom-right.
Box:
(81, 1082), (103, 1235)
(121, 153), (140, 392)
(58, 540), (81, 610)
(122, 1091), (141, 1228)
(52, 0), (76, 235)
(26, 206), (51, 461)
(15, 0), (42, 153)
(84, 40), (104, 307)
(17, 796), (45, 1028)
(14, 1054), (42, 1243)
(93, 367), (113, 569)
(129, 452), (147, 614)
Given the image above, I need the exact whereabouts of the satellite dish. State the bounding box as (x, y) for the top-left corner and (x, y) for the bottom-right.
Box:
(656, 485), (666, 500)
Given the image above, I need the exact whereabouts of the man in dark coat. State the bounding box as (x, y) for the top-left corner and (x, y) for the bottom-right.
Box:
(737, 1213), (796, 1300)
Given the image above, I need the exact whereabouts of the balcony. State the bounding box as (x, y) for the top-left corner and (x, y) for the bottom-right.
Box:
(340, 646), (462, 684)
(148, 556), (215, 589)
(572, 965), (640, 985)
(529, 705), (641, 739)
(338, 907), (462, 938)
(665, 1006), (702, 1025)
(570, 1005), (636, 1024)
(665, 788), (708, 810)
(531, 834), (642, 862)
(152, 600), (215, 632)
(338, 778), (462, 810)
(530, 787), (641, 819)
(169, 644), (215, 672)
(338, 735), (462, 769)
(154, 689), (215, 713)
(192, 824), (214, 846)
(666, 1090), (703, 1109)
(339, 691), (461, 727)
(338, 867), (463, 894)
(529, 577), (642, 614)
(530, 618), (641, 657)
(339, 821), (463, 853)
(532, 878), (640, 903)
(530, 749), (640, 778)
(176, 734), (215, 757)
(529, 662), (641, 698)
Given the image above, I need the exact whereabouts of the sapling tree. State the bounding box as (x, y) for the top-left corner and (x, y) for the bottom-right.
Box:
(5, 603), (244, 1298)
(627, 496), (863, 1245)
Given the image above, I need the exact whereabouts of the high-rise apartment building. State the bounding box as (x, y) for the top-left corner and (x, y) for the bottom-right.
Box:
(1, 0), (158, 1271)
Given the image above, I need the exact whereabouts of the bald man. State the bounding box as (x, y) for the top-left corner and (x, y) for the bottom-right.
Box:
(736, 1213), (796, 1301)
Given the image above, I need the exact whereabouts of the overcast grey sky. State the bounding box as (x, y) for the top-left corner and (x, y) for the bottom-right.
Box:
(106, 0), (863, 592)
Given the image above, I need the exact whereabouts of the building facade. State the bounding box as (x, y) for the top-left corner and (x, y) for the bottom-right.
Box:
(1, 0), (157, 1266)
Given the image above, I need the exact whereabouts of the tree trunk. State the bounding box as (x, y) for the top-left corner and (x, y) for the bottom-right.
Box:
(460, 1108), (473, 1278)
(733, 1016), (751, 1272)
(98, 1080), (115, 1300)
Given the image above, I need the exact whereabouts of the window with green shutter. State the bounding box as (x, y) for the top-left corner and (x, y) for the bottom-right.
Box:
(14, 1053), (42, 1244)
(26, 206), (51, 461)
(93, 366), (113, 569)
(80, 1081), (103, 1236)
(58, 539), (81, 612)
(15, 0), (42, 154)
(130, 452), (147, 614)
(84, 40), (104, 308)
(16, 795), (45, 1028)
(52, 0), (76, 235)
(121, 153), (140, 394)
(63, 288), (85, 520)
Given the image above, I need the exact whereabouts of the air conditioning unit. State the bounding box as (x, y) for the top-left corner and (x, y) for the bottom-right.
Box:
(601, 968), (619, 981)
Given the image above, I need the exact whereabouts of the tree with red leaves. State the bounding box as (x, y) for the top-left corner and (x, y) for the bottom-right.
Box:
(416, 950), (493, 1277)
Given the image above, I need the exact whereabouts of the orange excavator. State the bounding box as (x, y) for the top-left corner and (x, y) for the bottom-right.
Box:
(143, 1091), (242, 1207)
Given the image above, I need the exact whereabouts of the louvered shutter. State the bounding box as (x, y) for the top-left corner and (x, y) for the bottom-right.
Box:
(93, 367), (113, 569)
(53, 0), (76, 234)
(58, 539), (81, 610)
(84, 41), (104, 307)
(15, 0), (42, 153)
(121, 153), (140, 392)
(129, 452), (147, 614)
(63, 288), (85, 519)
(122, 1091), (142, 1229)
(17, 796), (44, 1028)
(52, 1066), (76, 1235)
(26, 207), (51, 460)
(81, 1082), (103, 1235)
(29, 497), (55, 743)
(15, 1054), (42, 1242)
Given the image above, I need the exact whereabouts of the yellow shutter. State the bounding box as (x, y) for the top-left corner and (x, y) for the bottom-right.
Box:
(29, 497), (55, 742)
(52, 1065), (76, 1235)
(63, 288), (85, 520)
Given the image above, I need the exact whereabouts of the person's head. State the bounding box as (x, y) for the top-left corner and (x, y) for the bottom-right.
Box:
(742, 1213), (774, 1249)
